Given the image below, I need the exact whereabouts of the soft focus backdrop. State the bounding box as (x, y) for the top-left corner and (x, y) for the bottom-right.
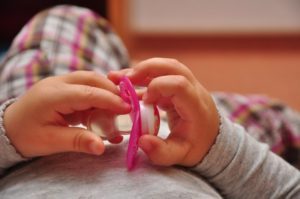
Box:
(1, 0), (300, 110)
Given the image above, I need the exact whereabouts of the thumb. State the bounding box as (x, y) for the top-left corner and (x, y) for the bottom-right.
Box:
(49, 126), (105, 155)
(139, 134), (190, 166)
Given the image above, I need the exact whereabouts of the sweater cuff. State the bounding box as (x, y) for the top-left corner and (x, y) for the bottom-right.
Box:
(0, 99), (28, 175)
(191, 114), (242, 177)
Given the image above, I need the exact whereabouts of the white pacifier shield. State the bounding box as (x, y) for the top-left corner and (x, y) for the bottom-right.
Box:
(139, 101), (156, 135)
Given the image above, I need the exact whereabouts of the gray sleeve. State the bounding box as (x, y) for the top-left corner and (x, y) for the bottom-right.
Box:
(0, 99), (27, 176)
(192, 114), (300, 199)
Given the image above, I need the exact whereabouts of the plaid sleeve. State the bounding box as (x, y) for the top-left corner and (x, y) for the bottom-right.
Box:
(0, 5), (129, 103)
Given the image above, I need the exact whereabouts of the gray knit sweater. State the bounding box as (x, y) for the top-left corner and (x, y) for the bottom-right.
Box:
(0, 101), (299, 198)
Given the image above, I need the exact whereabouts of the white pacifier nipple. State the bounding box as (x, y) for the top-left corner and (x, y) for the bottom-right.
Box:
(87, 102), (160, 140)
(87, 110), (119, 140)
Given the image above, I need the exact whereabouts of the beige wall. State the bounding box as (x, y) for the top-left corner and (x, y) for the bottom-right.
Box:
(129, 0), (300, 34)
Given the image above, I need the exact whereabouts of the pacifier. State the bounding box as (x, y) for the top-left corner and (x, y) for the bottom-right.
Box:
(87, 76), (160, 170)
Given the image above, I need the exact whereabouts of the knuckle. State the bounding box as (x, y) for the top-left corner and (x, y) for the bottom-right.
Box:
(149, 57), (181, 66)
(73, 132), (85, 152)
(71, 70), (101, 79)
(81, 86), (96, 100)
(173, 76), (189, 90)
(166, 58), (180, 65)
(148, 57), (164, 63)
(87, 71), (102, 79)
(165, 58), (189, 72)
(71, 70), (84, 77)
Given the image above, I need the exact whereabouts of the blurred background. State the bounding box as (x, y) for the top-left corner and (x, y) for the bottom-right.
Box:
(0, 0), (107, 52)
(1, 0), (300, 110)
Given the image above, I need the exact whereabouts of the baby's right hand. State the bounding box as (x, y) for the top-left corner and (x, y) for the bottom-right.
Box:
(3, 71), (131, 158)
(109, 58), (220, 167)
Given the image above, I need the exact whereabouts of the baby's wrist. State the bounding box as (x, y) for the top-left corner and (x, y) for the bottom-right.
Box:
(194, 103), (221, 166)
(201, 111), (222, 163)
(190, 113), (241, 175)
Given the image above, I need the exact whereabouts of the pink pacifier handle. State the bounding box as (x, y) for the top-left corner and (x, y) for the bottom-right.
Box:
(119, 76), (141, 170)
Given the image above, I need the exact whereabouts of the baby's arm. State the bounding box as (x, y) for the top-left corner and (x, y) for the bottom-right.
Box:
(193, 114), (300, 198)
(193, 115), (300, 198)
(0, 71), (130, 174)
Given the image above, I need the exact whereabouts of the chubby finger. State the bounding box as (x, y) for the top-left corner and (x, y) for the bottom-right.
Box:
(51, 84), (131, 115)
(139, 134), (190, 166)
(144, 75), (202, 120)
(108, 68), (132, 84)
(60, 71), (120, 94)
(45, 126), (105, 155)
(128, 58), (197, 86)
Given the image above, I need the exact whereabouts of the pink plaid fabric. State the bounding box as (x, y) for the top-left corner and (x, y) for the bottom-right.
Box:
(214, 92), (300, 169)
(0, 5), (129, 104)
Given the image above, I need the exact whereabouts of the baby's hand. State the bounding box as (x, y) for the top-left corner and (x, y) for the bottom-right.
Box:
(109, 58), (219, 167)
(3, 71), (131, 158)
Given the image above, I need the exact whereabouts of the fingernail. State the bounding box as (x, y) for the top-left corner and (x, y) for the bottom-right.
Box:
(90, 141), (104, 155)
(109, 135), (123, 144)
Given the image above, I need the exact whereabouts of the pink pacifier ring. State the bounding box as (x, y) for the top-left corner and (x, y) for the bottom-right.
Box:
(119, 76), (141, 170)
